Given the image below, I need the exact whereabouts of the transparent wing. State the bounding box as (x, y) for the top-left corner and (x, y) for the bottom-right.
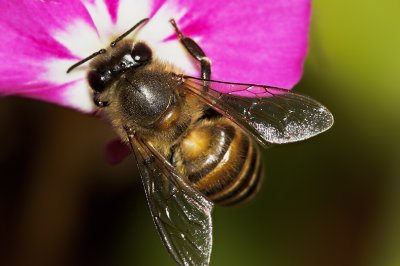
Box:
(182, 76), (334, 148)
(127, 132), (213, 266)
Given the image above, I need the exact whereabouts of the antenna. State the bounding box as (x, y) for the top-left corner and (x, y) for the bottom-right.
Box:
(110, 18), (149, 47)
(66, 49), (106, 73)
(66, 18), (149, 73)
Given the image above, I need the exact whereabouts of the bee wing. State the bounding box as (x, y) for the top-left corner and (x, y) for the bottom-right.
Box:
(127, 132), (213, 266)
(182, 76), (334, 148)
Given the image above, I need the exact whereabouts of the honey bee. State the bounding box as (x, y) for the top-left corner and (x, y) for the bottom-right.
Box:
(67, 18), (333, 266)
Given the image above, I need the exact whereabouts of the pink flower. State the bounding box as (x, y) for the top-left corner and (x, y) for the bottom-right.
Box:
(0, 1), (314, 263)
(0, 0), (310, 113)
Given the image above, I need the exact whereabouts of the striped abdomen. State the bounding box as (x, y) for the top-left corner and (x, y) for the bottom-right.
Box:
(173, 118), (263, 206)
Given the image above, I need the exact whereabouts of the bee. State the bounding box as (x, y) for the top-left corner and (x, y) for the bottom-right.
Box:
(67, 18), (333, 266)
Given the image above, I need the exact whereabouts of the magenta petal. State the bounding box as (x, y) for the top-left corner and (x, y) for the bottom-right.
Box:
(104, 0), (119, 23)
(175, 0), (311, 89)
(0, 0), (310, 112)
(105, 139), (132, 165)
(18, 82), (78, 107)
(0, 1), (95, 103)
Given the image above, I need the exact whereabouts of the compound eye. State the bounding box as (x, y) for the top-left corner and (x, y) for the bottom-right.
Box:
(131, 42), (152, 63)
(87, 70), (106, 92)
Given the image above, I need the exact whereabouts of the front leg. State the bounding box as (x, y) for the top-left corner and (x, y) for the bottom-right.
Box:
(170, 19), (211, 91)
(93, 92), (109, 107)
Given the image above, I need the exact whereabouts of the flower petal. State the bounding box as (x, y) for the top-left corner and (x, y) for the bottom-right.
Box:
(0, 0), (310, 112)
(16, 80), (93, 112)
(0, 0), (100, 110)
(164, 0), (311, 89)
(105, 139), (131, 164)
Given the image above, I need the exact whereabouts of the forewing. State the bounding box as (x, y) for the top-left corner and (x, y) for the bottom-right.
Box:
(183, 76), (334, 147)
(127, 133), (213, 266)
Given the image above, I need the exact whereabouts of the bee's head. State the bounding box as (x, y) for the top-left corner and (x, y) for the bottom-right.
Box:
(87, 41), (153, 95)
(65, 18), (151, 108)
(66, 18), (179, 129)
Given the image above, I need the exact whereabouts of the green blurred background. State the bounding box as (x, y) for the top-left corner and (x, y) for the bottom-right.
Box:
(1, 1), (400, 265)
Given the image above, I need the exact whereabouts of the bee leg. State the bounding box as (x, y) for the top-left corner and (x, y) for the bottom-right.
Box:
(170, 19), (211, 91)
(93, 92), (109, 107)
